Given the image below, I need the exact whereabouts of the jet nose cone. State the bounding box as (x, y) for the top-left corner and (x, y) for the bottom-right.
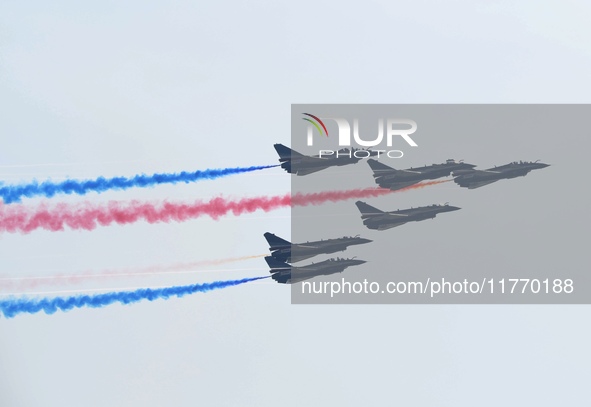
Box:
(538, 163), (550, 169)
(447, 206), (461, 212)
(356, 238), (373, 244)
(351, 259), (367, 266)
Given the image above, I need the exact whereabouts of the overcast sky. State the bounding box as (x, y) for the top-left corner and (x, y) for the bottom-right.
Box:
(1, 2), (590, 406)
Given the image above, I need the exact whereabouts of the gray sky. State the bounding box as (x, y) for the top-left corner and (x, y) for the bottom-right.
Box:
(1, 1), (590, 406)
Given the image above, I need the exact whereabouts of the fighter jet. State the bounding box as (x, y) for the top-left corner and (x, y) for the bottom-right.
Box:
(274, 143), (378, 175)
(453, 160), (550, 189)
(264, 232), (372, 263)
(265, 256), (366, 284)
(355, 201), (461, 231)
(367, 158), (476, 190)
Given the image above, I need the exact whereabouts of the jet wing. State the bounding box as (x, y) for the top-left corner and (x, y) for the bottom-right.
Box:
(296, 263), (327, 273)
(284, 156), (334, 175)
(355, 201), (409, 230)
(371, 222), (405, 230)
(453, 168), (505, 189)
(265, 256), (291, 271)
(453, 169), (500, 176)
(368, 159), (424, 175)
(290, 165), (330, 176)
(455, 179), (499, 189)
(376, 180), (421, 191)
(362, 218), (408, 230)
(296, 244), (321, 248)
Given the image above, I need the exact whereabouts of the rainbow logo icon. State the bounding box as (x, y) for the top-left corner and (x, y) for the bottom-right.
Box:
(302, 113), (328, 137)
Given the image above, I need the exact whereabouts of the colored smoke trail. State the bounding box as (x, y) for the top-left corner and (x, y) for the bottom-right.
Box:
(0, 255), (267, 292)
(0, 276), (269, 318)
(0, 180), (449, 234)
(0, 165), (279, 204)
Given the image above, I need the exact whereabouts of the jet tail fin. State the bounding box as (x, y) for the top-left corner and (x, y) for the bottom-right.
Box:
(264, 232), (291, 250)
(367, 159), (396, 173)
(274, 144), (305, 161)
(355, 201), (384, 218)
(265, 256), (291, 271)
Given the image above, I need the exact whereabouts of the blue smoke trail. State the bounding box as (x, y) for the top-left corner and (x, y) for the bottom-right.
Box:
(0, 165), (279, 204)
(0, 276), (268, 318)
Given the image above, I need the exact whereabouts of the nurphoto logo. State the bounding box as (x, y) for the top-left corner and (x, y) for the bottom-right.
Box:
(303, 113), (418, 158)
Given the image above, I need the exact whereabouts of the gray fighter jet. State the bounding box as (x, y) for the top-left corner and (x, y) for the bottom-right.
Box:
(355, 201), (461, 230)
(274, 143), (378, 175)
(265, 256), (366, 284)
(367, 158), (476, 190)
(264, 232), (372, 263)
(453, 160), (550, 189)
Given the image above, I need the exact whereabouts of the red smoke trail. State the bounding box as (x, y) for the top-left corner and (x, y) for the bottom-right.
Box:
(0, 180), (448, 234)
(0, 254), (266, 292)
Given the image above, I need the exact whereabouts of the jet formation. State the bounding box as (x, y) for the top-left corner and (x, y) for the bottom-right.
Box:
(264, 232), (372, 263)
(274, 143), (549, 190)
(268, 143), (549, 283)
(367, 158), (476, 190)
(453, 160), (550, 189)
(274, 143), (378, 175)
(355, 201), (461, 231)
(265, 256), (366, 284)
(264, 233), (371, 284)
